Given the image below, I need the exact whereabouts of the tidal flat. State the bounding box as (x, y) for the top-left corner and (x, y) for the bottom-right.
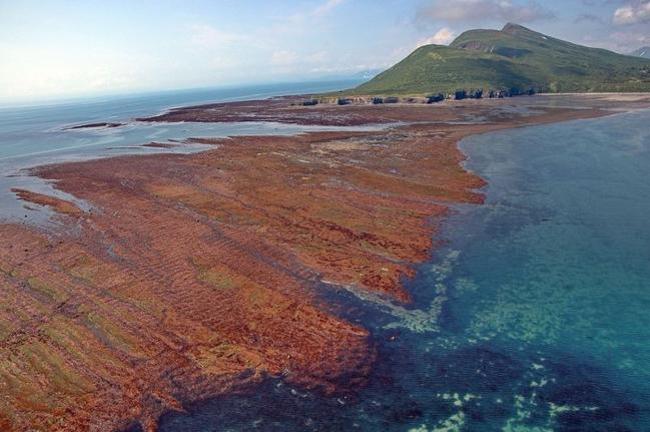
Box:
(1, 94), (649, 431)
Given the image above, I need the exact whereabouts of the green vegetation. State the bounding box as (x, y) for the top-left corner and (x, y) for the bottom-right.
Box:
(352, 23), (650, 96)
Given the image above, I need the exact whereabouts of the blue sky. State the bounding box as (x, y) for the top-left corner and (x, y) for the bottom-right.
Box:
(1, 0), (649, 102)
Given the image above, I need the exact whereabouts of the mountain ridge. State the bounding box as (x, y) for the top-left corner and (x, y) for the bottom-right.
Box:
(351, 23), (650, 96)
(631, 46), (650, 59)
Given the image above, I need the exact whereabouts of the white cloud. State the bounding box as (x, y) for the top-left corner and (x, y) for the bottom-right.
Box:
(189, 24), (246, 48)
(281, 0), (346, 30)
(613, 1), (650, 25)
(271, 50), (299, 65)
(269, 50), (332, 72)
(611, 30), (650, 47)
(416, 0), (554, 24)
(0, 42), (142, 101)
(313, 0), (345, 17)
(580, 30), (649, 53)
(417, 27), (457, 46)
(306, 50), (329, 63)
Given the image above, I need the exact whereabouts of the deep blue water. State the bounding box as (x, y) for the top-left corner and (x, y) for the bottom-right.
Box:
(158, 109), (650, 431)
(0, 80), (365, 223)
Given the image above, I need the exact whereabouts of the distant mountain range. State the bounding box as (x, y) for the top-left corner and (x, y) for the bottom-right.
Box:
(631, 47), (650, 59)
(353, 23), (650, 95)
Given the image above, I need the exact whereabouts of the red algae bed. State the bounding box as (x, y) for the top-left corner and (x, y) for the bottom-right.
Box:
(1, 95), (648, 431)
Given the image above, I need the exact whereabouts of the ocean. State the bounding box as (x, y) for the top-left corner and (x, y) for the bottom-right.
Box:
(3, 85), (650, 431)
(157, 109), (650, 431)
(0, 80), (364, 222)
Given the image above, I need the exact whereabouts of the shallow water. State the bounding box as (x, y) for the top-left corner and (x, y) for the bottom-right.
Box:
(158, 109), (650, 431)
(0, 80), (366, 223)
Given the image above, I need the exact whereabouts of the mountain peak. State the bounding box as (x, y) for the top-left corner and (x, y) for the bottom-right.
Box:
(353, 23), (650, 95)
(501, 23), (534, 35)
(631, 46), (650, 59)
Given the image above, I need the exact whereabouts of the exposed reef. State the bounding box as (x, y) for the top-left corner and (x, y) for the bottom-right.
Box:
(1, 95), (644, 431)
(65, 122), (123, 130)
(11, 188), (85, 217)
(142, 142), (178, 149)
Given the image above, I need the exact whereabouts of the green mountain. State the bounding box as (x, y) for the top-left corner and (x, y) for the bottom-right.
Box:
(353, 23), (650, 95)
(631, 47), (650, 59)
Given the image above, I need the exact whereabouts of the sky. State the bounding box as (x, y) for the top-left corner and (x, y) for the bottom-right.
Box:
(1, 0), (649, 103)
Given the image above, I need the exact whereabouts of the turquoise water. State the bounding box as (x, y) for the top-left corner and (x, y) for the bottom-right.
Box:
(158, 109), (650, 431)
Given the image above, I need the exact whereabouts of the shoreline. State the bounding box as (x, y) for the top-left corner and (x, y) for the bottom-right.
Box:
(1, 95), (649, 431)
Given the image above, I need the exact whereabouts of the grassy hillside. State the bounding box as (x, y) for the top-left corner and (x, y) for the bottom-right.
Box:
(352, 23), (650, 96)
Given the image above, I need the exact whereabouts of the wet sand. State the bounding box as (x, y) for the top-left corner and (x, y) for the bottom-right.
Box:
(1, 95), (649, 431)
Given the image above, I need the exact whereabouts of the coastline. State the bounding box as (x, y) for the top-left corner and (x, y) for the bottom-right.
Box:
(1, 95), (649, 431)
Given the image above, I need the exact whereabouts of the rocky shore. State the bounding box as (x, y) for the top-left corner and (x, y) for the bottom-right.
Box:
(64, 122), (123, 130)
(1, 94), (649, 431)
